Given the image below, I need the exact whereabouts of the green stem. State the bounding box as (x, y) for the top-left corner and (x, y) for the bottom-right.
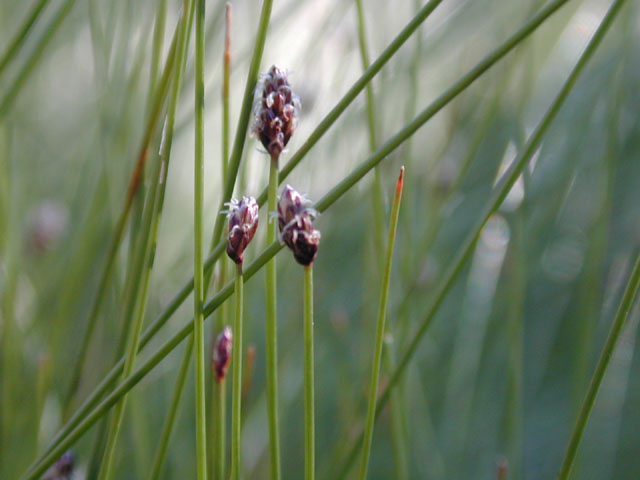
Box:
(25, 1), (569, 470)
(0, 0), (49, 76)
(354, 2), (406, 477)
(148, 338), (194, 480)
(215, 8), (232, 478)
(194, 0), (207, 478)
(358, 168), (404, 480)
(335, 0), (622, 476)
(0, 0), (77, 117)
(148, 0), (168, 103)
(558, 252), (640, 480)
(265, 156), (282, 480)
(231, 264), (244, 480)
(304, 265), (315, 480)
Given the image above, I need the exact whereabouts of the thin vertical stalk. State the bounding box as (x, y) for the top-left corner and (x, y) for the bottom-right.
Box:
(558, 251), (640, 480)
(215, 6), (232, 479)
(303, 265), (315, 480)
(148, 338), (193, 480)
(149, 0), (168, 100)
(193, 0), (208, 478)
(358, 167), (404, 480)
(265, 155), (282, 480)
(354, 0), (385, 257)
(354, 2), (407, 477)
(231, 264), (244, 480)
(0, 0), (49, 76)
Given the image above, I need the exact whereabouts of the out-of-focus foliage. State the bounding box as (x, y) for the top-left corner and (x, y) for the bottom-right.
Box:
(1, 0), (639, 478)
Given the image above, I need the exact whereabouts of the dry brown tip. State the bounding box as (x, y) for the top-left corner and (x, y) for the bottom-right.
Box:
(396, 165), (405, 193)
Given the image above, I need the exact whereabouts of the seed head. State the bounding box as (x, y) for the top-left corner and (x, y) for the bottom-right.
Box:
(254, 65), (299, 158)
(225, 196), (259, 264)
(277, 185), (321, 266)
(212, 326), (233, 383)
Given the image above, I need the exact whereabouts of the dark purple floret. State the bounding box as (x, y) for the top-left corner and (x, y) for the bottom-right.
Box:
(212, 326), (233, 383)
(254, 65), (299, 158)
(277, 185), (321, 266)
(225, 196), (259, 265)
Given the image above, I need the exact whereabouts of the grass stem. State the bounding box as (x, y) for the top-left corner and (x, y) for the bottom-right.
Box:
(265, 155), (282, 480)
(304, 265), (315, 480)
(193, 0), (208, 477)
(358, 167), (404, 480)
(231, 264), (244, 480)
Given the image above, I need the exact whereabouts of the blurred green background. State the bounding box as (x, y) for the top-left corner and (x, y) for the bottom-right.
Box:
(1, 0), (639, 478)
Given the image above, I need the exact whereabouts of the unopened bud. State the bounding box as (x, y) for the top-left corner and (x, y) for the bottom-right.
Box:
(225, 196), (259, 264)
(254, 65), (299, 158)
(213, 326), (233, 383)
(277, 185), (321, 266)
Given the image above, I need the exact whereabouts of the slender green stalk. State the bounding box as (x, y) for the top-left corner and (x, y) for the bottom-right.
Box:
(334, 0), (622, 475)
(303, 265), (315, 480)
(149, 0), (168, 100)
(222, 2), (232, 182)
(558, 252), (640, 480)
(265, 156), (282, 480)
(354, 2), (407, 477)
(193, 0), (207, 477)
(0, 0), (76, 116)
(231, 264), (244, 480)
(148, 338), (194, 480)
(25, 1), (570, 470)
(358, 167), (404, 480)
(215, 7), (232, 479)
(0, 0), (49, 76)
(354, 0), (385, 259)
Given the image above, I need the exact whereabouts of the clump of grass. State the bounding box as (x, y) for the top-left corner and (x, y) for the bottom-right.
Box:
(4, 0), (638, 479)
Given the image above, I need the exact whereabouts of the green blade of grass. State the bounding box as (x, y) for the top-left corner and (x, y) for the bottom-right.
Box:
(358, 167), (404, 480)
(303, 264), (315, 480)
(231, 264), (244, 480)
(0, 0), (50, 76)
(193, 0), (207, 477)
(0, 0), (76, 117)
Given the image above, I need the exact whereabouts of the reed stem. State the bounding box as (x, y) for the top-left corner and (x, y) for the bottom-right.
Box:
(303, 265), (315, 480)
(358, 167), (404, 480)
(265, 155), (282, 480)
(231, 264), (244, 480)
